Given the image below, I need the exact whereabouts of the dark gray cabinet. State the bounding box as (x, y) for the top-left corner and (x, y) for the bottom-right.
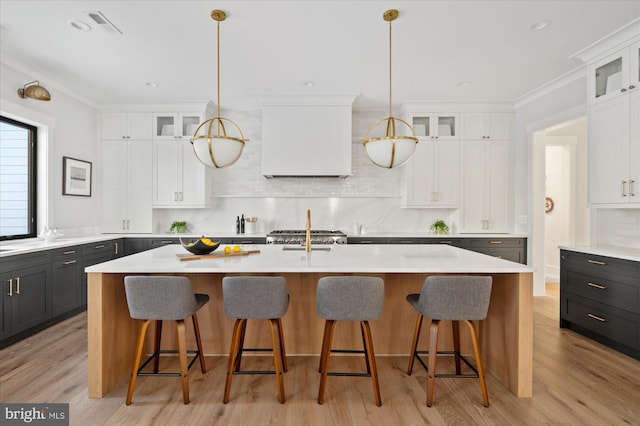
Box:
(81, 240), (122, 305)
(348, 236), (527, 264)
(1, 253), (52, 345)
(51, 246), (83, 317)
(560, 249), (640, 360)
(125, 238), (148, 255)
(224, 237), (266, 244)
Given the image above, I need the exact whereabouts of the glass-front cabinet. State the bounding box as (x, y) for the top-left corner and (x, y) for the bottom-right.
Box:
(589, 41), (639, 105)
(153, 113), (203, 140)
(410, 113), (458, 140)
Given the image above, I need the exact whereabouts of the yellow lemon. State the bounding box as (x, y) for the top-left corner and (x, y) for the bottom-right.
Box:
(233, 245), (241, 253)
(224, 246), (231, 254)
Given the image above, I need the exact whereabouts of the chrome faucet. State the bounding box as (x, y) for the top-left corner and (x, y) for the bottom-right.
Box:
(305, 209), (311, 252)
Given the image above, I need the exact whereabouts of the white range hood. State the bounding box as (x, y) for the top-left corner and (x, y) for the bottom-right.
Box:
(257, 95), (357, 177)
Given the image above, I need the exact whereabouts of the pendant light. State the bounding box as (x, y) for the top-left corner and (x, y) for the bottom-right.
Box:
(191, 10), (247, 168)
(362, 9), (418, 169)
(17, 81), (51, 101)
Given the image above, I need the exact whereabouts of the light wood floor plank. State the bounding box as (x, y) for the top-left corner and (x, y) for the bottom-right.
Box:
(1, 285), (639, 425)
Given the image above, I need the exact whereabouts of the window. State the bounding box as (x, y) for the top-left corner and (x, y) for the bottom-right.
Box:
(0, 116), (37, 240)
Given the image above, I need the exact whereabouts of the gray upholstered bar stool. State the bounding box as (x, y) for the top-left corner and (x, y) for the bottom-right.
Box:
(406, 275), (492, 407)
(316, 276), (384, 407)
(124, 276), (209, 405)
(222, 276), (289, 404)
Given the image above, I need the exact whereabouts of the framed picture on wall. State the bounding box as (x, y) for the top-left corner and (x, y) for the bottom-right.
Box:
(62, 156), (92, 197)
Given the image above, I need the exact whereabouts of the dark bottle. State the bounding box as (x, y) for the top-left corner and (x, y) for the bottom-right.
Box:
(240, 214), (245, 234)
(236, 216), (240, 234)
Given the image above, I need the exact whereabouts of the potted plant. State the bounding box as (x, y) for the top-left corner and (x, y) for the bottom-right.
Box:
(169, 220), (188, 234)
(430, 220), (449, 235)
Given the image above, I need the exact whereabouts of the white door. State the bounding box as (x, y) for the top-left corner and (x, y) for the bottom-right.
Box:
(127, 140), (152, 233)
(485, 140), (509, 232)
(180, 141), (207, 207)
(153, 140), (179, 206)
(101, 140), (127, 232)
(432, 140), (459, 206)
(460, 140), (486, 232)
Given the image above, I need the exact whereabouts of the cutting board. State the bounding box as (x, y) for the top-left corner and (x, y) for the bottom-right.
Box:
(176, 249), (261, 262)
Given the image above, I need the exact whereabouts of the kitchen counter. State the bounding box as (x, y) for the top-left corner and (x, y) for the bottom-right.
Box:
(87, 244), (533, 399)
(559, 245), (640, 263)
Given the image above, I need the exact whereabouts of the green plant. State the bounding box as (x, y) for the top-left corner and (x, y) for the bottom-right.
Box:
(169, 220), (188, 233)
(430, 220), (449, 235)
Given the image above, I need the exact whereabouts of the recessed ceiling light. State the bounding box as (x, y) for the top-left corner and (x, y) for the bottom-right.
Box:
(530, 20), (550, 31)
(145, 82), (159, 88)
(303, 81), (315, 87)
(67, 20), (92, 31)
(457, 81), (471, 88)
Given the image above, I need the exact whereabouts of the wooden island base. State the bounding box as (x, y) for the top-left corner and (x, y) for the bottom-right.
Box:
(88, 271), (532, 399)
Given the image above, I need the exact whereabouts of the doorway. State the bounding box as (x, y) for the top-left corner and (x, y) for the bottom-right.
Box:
(531, 116), (590, 294)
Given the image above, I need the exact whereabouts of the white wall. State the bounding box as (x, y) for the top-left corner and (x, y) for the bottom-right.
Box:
(1, 62), (101, 236)
(154, 109), (459, 234)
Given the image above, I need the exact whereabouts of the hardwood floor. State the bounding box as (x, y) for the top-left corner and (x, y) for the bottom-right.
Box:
(1, 284), (639, 425)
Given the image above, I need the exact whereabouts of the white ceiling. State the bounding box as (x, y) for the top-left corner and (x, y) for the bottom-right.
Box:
(1, 1), (639, 111)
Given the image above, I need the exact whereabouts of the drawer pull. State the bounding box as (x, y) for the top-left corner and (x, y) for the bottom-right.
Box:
(587, 259), (606, 266)
(360, 240), (373, 244)
(587, 282), (606, 290)
(63, 250), (76, 255)
(64, 260), (77, 265)
(489, 241), (503, 244)
(94, 244), (105, 249)
(439, 241), (453, 244)
(587, 313), (607, 322)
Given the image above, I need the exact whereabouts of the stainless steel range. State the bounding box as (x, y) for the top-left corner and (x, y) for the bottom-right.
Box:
(266, 230), (347, 245)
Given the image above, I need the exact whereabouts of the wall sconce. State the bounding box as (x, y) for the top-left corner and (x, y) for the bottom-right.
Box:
(17, 81), (51, 101)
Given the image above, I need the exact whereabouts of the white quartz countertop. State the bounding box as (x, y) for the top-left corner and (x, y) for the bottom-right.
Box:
(85, 243), (533, 274)
(559, 245), (640, 263)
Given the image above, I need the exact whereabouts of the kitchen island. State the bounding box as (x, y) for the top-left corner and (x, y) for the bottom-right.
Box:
(86, 244), (533, 399)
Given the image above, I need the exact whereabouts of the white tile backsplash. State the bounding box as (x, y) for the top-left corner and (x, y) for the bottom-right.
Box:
(596, 209), (640, 249)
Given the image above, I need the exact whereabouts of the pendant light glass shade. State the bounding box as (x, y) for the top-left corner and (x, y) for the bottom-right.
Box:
(362, 9), (418, 169)
(191, 9), (247, 168)
(191, 117), (246, 168)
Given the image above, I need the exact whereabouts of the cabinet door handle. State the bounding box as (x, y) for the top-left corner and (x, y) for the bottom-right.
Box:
(127, 220), (130, 230)
(587, 313), (606, 322)
(15, 277), (20, 295)
(489, 241), (503, 244)
(630, 180), (635, 197)
(622, 180), (627, 197)
(64, 260), (77, 265)
(587, 282), (607, 290)
(63, 250), (76, 255)
(122, 220), (126, 230)
(587, 259), (607, 266)
(115, 242), (119, 255)
(7, 278), (12, 297)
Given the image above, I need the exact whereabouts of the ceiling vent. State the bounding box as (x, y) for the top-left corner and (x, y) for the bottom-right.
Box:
(85, 11), (122, 35)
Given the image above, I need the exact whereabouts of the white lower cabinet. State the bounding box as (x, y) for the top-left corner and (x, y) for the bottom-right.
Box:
(460, 140), (509, 233)
(101, 140), (152, 233)
(402, 139), (459, 207)
(152, 140), (210, 208)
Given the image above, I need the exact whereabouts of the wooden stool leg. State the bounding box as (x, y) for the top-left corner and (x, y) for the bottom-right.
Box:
(153, 320), (162, 373)
(318, 319), (336, 404)
(318, 320), (332, 373)
(126, 319), (152, 405)
(362, 321), (382, 407)
(452, 320), (461, 375)
(277, 318), (288, 373)
(407, 314), (423, 375)
(191, 313), (207, 374)
(360, 322), (371, 374)
(269, 319), (286, 403)
(426, 320), (440, 407)
(234, 319), (248, 372)
(223, 319), (243, 404)
(465, 320), (490, 407)
(176, 320), (190, 404)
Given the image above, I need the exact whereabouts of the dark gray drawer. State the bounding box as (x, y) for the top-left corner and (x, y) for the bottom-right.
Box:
(468, 238), (525, 248)
(423, 238), (467, 247)
(386, 238), (427, 244)
(562, 250), (640, 280)
(562, 293), (639, 350)
(51, 246), (82, 261)
(81, 240), (118, 257)
(348, 237), (387, 244)
(564, 269), (639, 313)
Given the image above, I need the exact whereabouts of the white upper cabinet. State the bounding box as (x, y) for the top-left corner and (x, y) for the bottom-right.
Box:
(460, 112), (513, 140)
(152, 139), (210, 208)
(101, 112), (152, 140)
(588, 41), (640, 105)
(402, 112), (459, 208)
(153, 113), (203, 140)
(410, 113), (458, 140)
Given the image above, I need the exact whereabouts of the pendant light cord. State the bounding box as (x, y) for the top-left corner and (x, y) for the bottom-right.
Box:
(217, 19), (221, 119)
(388, 18), (392, 118)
